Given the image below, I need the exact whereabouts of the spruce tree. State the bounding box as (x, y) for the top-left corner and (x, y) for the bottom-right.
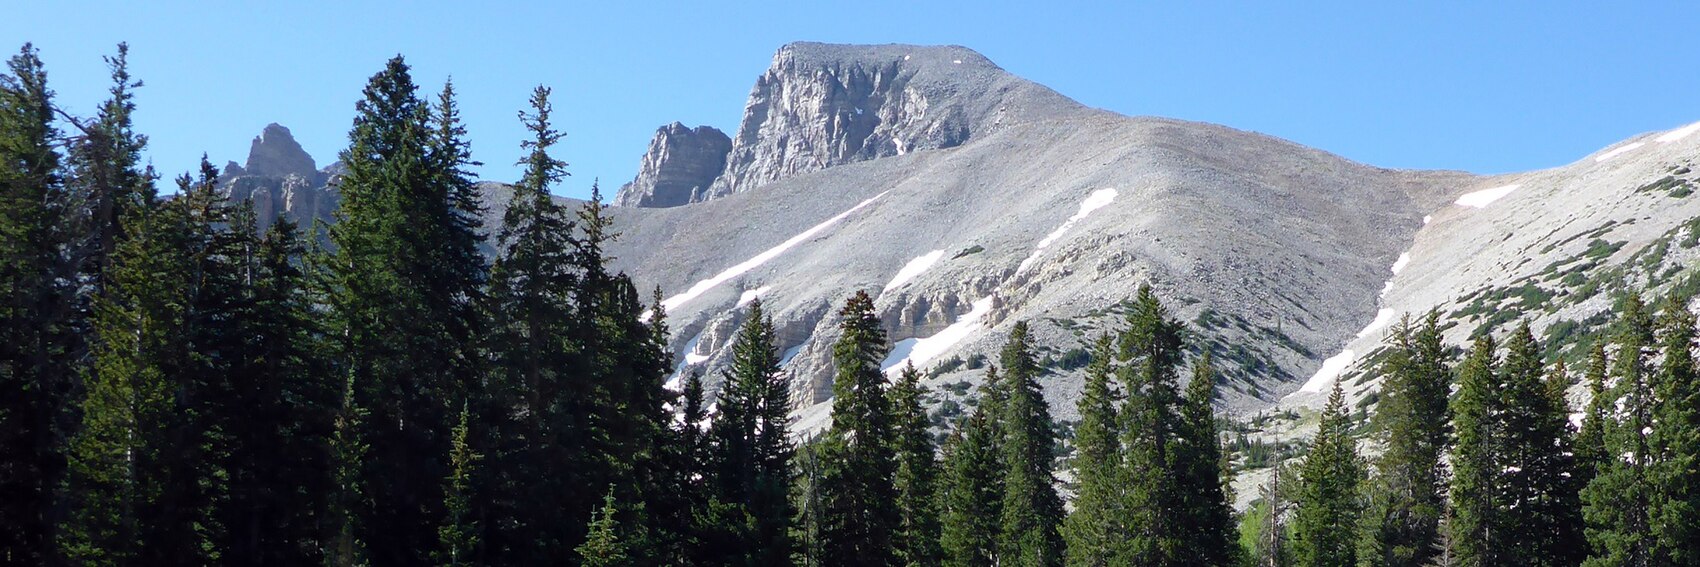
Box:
(996, 321), (1067, 566)
(0, 43), (75, 565)
(578, 489), (634, 567)
(708, 299), (796, 565)
(1062, 335), (1120, 567)
(1449, 334), (1502, 567)
(940, 385), (1003, 567)
(891, 363), (942, 567)
(1582, 293), (1657, 566)
(1649, 299), (1700, 564)
(1114, 284), (1188, 565)
(1292, 381), (1364, 567)
(1496, 324), (1584, 567)
(479, 84), (584, 564)
(1178, 352), (1239, 566)
(66, 43), (153, 291)
(816, 291), (900, 566)
(1362, 312), (1451, 567)
(1573, 344), (1609, 497)
(318, 57), (487, 565)
(438, 405), (480, 566)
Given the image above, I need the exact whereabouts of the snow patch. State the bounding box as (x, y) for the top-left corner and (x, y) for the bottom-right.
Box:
(737, 286), (772, 308)
(667, 333), (709, 390)
(780, 344), (805, 367)
(1423, 215), (1432, 225)
(953, 59), (962, 64)
(1298, 349), (1356, 393)
(1356, 309), (1396, 339)
(1657, 121), (1700, 143)
(1018, 188), (1118, 272)
(881, 296), (996, 374)
(658, 191), (889, 313)
(1390, 253), (1410, 275)
(1594, 142), (1645, 162)
(1454, 184), (1521, 208)
(883, 250), (945, 292)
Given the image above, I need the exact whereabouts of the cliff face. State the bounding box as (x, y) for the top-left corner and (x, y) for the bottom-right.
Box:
(613, 42), (1084, 206)
(218, 124), (337, 231)
(613, 123), (731, 208)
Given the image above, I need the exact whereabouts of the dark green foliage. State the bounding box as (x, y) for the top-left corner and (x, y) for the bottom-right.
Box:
(1292, 381), (1364, 567)
(816, 291), (900, 566)
(1582, 294), (1657, 566)
(1649, 300), (1700, 564)
(318, 56), (488, 566)
(0, 43), (75, 565)
(578, 489), (634, 567)
(892, 364), (942, 566)
(1449, 334), (1501, 566)
(708, 299), (796, 566)
(1115, 285), (1189, 564)
(996, 322), (1066, 566)
(1361, 312), (1451, 567)
(940, 378), (1003, 567)
(1177, 353), (1239, 566)
(1495, 325), (1585, 566)
(1062, 336), (1120, 567)
(438, 405), (480, 566)
(1574, 345), (1610, 493)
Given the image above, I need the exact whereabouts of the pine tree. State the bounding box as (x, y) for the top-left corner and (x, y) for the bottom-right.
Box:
(1582, 293), (1657, 566)
(1292, 381), (1364, 567)
(66, 43), (154, 291)
(1449, 334), (1502, 567)
(479, 84), (584, 564)
(1495, 324), (1584, 567)
(891, 363), (942, 567)
(996, 321), (1067, 566)
(318, 56), (487, 565)
(328, 374), (370, 567)
(1362, 312), (1451, 567)
(438, 405), (480, 566)
(0, 42), (75, 566)
(816, 291), (900, 566)
(1062, 335), (1121, 567)
(1178, 352), (1240, 566)
(578, 489), (633, 567)
(1114, 284), (1188, 565)
(708, 299), (796, 565)
(940, 385), (1002, 567)
(1649, 299), (1700, 564)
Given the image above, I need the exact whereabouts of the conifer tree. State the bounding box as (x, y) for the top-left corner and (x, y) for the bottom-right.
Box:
(479, 84), (584, 563)
(0, 43), (75, 565)
(940, 384), (1002, 567)
(578, 489), (633, 567)
(318, 57), (487, 565)
(1114, 284), (1188, 564)
(1649, 299), (1700, 564)
(1449, 334), (1502, 567)
(1362, 312), (1451, 567)
(709, 299), (796, 565)
(1582, 293), (1657, 566)
(1495, 324), (1584, 566)
(1292, 381), (1364, 567)
(1178, 352), (1239, 566)
(816, 291), (900, 566)
(438, 405), (480, 566)
(891, 363), (942, 567)
(66, 43), (153, 290)
(996, 321), (1066, 566)
(1062, 336), (1120, 567)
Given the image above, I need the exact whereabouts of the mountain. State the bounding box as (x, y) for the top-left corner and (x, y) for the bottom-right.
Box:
(223, 42), (1700, 438)
(217, 123), (339, 232)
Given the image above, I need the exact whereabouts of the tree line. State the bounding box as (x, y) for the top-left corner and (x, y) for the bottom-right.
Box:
(4, 43), (1698, 567)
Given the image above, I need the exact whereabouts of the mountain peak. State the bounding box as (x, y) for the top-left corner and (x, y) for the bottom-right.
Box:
(244, 123), (317, 178)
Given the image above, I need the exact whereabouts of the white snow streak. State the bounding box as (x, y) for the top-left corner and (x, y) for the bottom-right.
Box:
(883, 250), (945, 292)
(1594, 142), (1645, 162)
(737, 286), (772, 308)
(881, 296), (996, 374)
(1390, 253), (1411, 275)
(658, 191), (889, 313)
(1455, 184), (1521, 208)
(1357, 309), (1396, 339)
(1018, 188), (1119, 272)
(1423, 215), (1433, 225)
(780, 344), (804, 367)
(1299, 349), (1356, 393)
(1657, 121), (1700, 143)
(666, 333), (709, 391)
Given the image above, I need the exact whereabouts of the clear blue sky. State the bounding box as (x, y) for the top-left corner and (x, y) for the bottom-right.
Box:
(7, 1), (1698, 199)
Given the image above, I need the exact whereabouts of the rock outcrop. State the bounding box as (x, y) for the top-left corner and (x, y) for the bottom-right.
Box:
(219, 123), (337, 231)
(614, 42), (1083, 207)
(613, 123), (731, 207)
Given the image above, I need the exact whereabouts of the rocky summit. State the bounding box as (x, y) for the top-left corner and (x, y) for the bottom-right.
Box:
(230, 42), (1700, 437)
(218, 123), (338, 232)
